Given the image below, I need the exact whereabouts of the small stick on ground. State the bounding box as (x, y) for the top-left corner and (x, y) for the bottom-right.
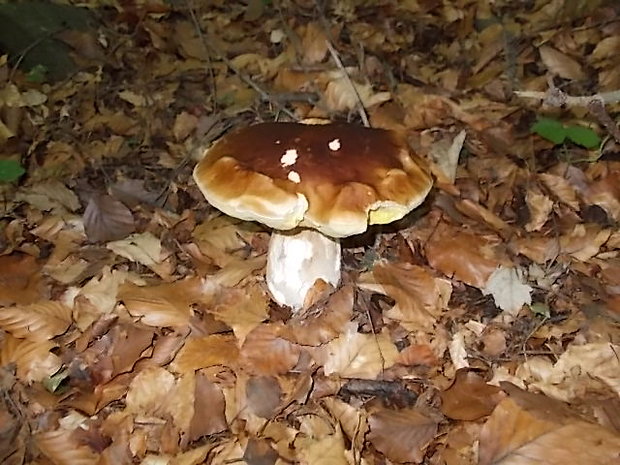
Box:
(314, 0), (370, 127)
(515, 81), (620, 143)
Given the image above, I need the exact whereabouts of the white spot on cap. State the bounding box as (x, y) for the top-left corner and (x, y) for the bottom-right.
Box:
(288, 171), (301, 183)
(280, 149), (298, 167)
(328, 138), (341, 151)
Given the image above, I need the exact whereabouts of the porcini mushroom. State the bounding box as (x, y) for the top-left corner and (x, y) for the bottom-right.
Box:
(193, 122), (432, 310)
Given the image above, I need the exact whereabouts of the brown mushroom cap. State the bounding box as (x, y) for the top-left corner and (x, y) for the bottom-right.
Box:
(193, 122), (432, 237)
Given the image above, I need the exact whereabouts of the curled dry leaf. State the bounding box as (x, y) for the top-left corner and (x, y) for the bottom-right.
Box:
(368, 407), (438, 464)
(37, 429), (99, 465)
(279, 285), (354, 346)
(479, 387), (620, 465)
(560, 224), (611, 261)
(320, 323), (398, 379)
(322, 397), (369, 451)
(525, 189), (554, 232)
(0, 300), (71, 341)
(321, 70), (391, 113)
(358, 262), (451, 332)
(440, 370), (505, 421)
(539, 173), (580, 210)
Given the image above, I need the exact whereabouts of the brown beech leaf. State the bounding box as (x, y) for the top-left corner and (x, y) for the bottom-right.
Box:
(0, 254), (46, 306)
(539, 173), (580, 210)
(322, 397), (369, 451)
(0, 334), (61, 382)
(279, 285), (354, 346)
(170, 334), (239, 373)
(246, 375), (282, 419)
(479, 386), (620, 465)
(538, 45), (586, 81)
(209, 282), (268, 345)
(320, 323), (398, 379)
(125, 366), (176, 416)
(426, 221), (501, 289)
(190, 371), (228, 439)
(295, 430), (348, 465)
(239, 323), (300, 376)
(83, 193), (135, 243)
(519, 342), (620, 402)
(37, 429), (98, 465)
(368, 407), (438, 464)
(119, 277), (203, 328)
(358, 263), (451, 332)
(0, 300), (72, 341)
(525, 189), (554, 232)
(299, 22), (329, 64)
(440, 370), (505, 421)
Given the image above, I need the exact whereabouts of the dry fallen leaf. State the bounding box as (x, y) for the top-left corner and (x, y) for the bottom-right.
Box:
(320, 323), (398, 379)
(482, 266), (533, 316)
(368, 407), (438, 464)
(0, 300), (71, 341)
(538, 45), (586, 81)
(479, 387), (620, 465)
(441, 370), (505, 421)
(83, 193), (135, 243)
(358, 262), (451, 332)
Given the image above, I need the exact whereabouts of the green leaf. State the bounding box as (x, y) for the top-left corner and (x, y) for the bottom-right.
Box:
(531, 118), (566, 145)
(0, 159), (25, 182)
(26, 64), (48, 83)
(564, 125), (601, 149)
(530, 302), (550, 319)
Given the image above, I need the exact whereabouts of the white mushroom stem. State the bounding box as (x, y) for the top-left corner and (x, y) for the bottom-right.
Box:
(266, 228), (341, 311)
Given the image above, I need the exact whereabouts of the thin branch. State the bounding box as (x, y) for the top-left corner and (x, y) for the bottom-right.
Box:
(515, 82), (620, 144)
(313, 0), (370, 127)
(514, 89), (620, 106)
(324, 40), (370, 127)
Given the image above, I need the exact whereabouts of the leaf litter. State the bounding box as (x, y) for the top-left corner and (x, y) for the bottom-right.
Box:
(0, 1), (619, 464)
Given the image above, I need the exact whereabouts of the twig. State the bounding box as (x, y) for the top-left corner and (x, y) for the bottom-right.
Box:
(313, 0), (370, 127)
(515, 81), (620, 144)
(324, 41), (370, 127)
(185, 2), (298, 121)
(514, 89), (620, 106)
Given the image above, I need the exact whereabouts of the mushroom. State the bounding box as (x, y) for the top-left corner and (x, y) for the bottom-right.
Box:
(193, 122), (432, 310)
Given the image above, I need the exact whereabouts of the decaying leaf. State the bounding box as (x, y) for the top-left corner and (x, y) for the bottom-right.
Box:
(368, 407), (438, 464)
(483, 266), (533, 316)
(358, 262), (451, 332)
(479, 386), (620, 465)
(320, 323), (398, 379)
(441, 370), (505, 420)
(83, 194), (135, 243)
(0, 300), (72, 341)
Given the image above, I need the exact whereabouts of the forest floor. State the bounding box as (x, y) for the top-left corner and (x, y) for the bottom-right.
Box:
(0, 1), (619, 464)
